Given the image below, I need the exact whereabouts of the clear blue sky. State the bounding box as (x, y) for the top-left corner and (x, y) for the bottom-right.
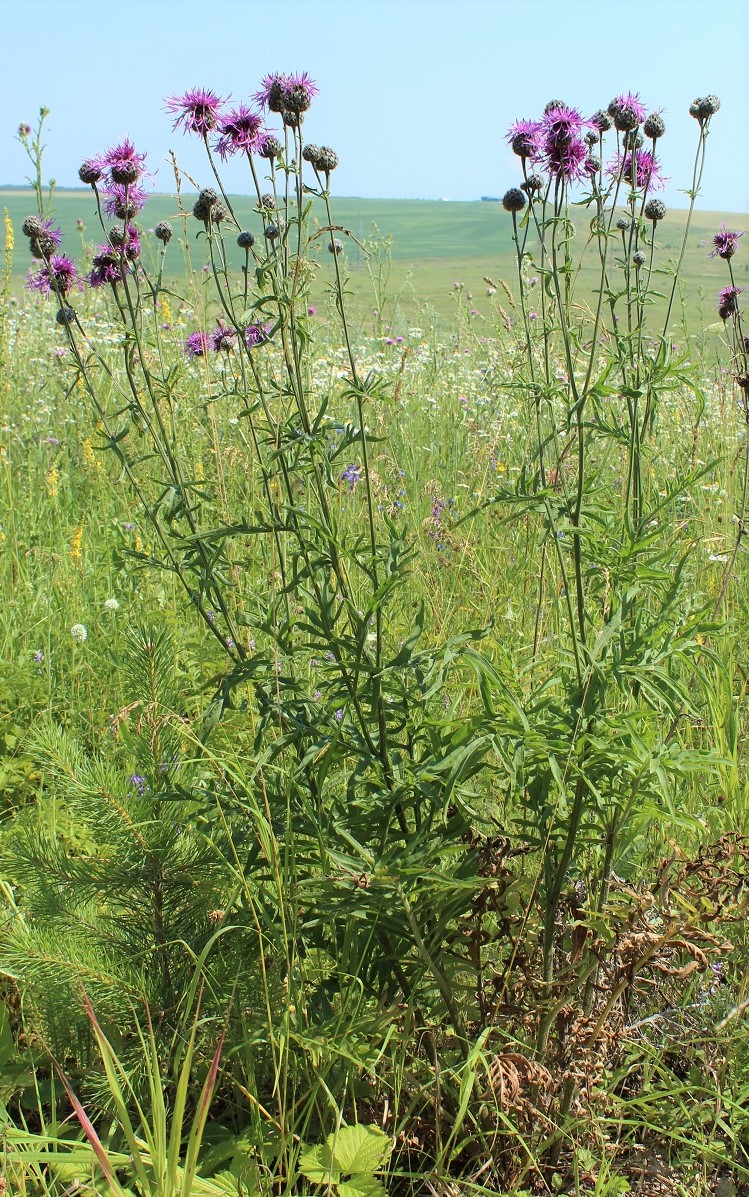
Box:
(1, 0), (747, 212)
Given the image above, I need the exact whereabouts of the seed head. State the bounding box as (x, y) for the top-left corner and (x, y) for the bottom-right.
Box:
(154, 221), (173, 243)
(644, 198), (666, 222)
(502, 187), (527, 213)
(237, 230), (255, 249)
(643, 112), (665, 139)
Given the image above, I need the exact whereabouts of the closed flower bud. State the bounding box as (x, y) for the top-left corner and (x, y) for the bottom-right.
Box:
(79, 160), (102, 185)
(315, 146), (339, 172)
(282, 109), (301, 129)
(259, 136), (282, 160)
(643, 113), (665, 139)
(502, 187), (526, 213)
(616, 217), (630, 231)
(644, 198), (666, 222)
(328, 237), (344, 254)
(237, 230), (255, 249)
(154, 221), (173, 243)
(632, 250), (646, 266)
(520, 174), (543, 195)
(690, 94), (720, 122)
(56, 305), (76, 325)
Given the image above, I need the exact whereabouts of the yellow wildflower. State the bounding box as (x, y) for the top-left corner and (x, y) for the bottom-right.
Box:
(70, 523), (84, 564)
(45, 464), (59, 501)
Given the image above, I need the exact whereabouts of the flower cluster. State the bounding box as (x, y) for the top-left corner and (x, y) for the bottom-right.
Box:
(504, 91), (682, 195)
(184, 322), (273, 359)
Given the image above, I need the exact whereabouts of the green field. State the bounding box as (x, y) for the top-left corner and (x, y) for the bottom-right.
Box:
(4, 187), (748, 324)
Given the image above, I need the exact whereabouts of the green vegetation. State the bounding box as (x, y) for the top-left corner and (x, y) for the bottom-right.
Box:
(3, 187), (747, 323)
(1, 94), (749, 1197)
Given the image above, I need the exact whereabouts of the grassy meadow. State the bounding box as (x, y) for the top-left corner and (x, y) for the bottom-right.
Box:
(3, 187), (748, 323)
(2, 109), (749, 1197)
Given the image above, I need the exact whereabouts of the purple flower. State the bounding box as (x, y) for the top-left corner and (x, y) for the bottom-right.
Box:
(341, 463), (362, 491)
(506, 118), (541, 159)
(718, 285), (743, 321)
(28, 254), (80, 296)
(211, 322), (237, 351)
(710, 225), (744, 261)
(535, 105), (591, 184)
(333, 708), (343, 722)
(215, 104), (266, 159)
(101, 138), (146, 186)
(33, 650), (44, 663)
(254, 71), (318, 115)
(24, 215), (62, 259)
(185, 330), (210, 359)
(128, 773), (147, 794)
(607, 92), (647, 132)
(166, 88), (226, 136)
(608, 149), (665, 192)
(308, 305), (317, 316)
(244, 322), (272, 349)
(103, 184), (147, 220)
(88, 244), (126, 288)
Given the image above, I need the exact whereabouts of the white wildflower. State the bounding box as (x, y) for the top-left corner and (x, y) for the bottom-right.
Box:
(71, 623), (88, 643)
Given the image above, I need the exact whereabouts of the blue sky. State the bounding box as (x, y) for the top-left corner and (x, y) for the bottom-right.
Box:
(1, 0), (747, 212)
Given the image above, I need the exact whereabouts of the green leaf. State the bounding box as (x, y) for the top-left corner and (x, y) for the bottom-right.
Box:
(338, 1179), (388, 1197)
(329, 1124), (392, 1175)
(298, 1142), (340, 1185)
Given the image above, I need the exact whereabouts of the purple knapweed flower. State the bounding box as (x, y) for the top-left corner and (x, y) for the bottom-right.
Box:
(536, 105), (591, 184)
(211, 322), (237, 351)
(245, 322), (272, 348)
(254, 71), (318, 115)
(506, 118), (541, 159)
(215, 104), (266, 159)
(718, 285), (743, 321)
(101, 138), (146, 186)
(608, 149), (665, 191)
(103, 184), (147, 220)
(24, 215), (63, 259)
(28, 254), (80, 296)
(166, 88), (226, 136)
(710, 225), (744, 261)
(607, 92), (647, 132)
(185, 330), (210, 359)
(89, 245), (125, 288)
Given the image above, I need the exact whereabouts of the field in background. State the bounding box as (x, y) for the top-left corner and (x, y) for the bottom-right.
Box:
(3, 189), (748, 325)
